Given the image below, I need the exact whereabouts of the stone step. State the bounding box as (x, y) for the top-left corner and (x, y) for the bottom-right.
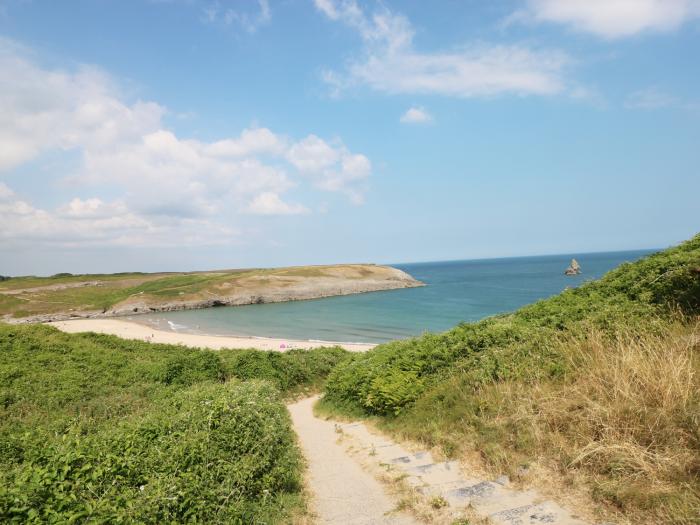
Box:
(353, 439), (397, 451)
(442, 480), (504, 507)
(490, 500), (590, 525)
(387, 451), (434, 468)
(369, 444), (415, 463)
(330, 416), (594, 524)
(472, 487), (540, 516)
(416, 478), (483, 497)
(404, 460), (464, 485)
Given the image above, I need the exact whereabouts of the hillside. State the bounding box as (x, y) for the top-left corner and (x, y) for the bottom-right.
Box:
(321, 233), (700, 524)
(0, 264), (422, 322)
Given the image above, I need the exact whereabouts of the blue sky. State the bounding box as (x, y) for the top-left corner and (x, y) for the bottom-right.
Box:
(0, 0), (698, 275)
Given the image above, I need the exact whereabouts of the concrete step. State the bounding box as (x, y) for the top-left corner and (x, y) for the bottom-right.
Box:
(404, 461), (464, 485)
(387, 451), (434, 468)
(472, 487), (540, 516)
(490, 500), (589, 525)
(416, 478), (483, 497)
(369, 444), (416, 463)
(442, 480), (503, 507)
(331, 416), (594, 524)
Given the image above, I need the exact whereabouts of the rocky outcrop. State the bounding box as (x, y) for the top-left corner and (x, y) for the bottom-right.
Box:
(564, 258), (581, 276)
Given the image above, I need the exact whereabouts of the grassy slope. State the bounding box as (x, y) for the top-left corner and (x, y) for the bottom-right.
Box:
(0, 324), (349, 523)
(321, 233), (700, 524)
(0, 264), (397, 319)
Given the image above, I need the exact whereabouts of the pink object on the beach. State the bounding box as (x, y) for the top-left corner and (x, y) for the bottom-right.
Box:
(280, 343), (286, 349)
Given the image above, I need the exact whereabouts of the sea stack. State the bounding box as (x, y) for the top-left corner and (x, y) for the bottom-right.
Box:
(564, 258), (581, 276)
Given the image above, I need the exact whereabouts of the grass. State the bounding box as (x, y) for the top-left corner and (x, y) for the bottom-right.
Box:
(0, 323), (349, 523)
(381, 323), (699, 524)
(320, 232), (700, 524)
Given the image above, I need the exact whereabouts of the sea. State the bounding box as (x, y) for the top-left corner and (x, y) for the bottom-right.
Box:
(131, 249), (655, 344)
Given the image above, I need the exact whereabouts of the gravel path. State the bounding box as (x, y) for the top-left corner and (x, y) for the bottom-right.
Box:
(287, 396), (416, 525)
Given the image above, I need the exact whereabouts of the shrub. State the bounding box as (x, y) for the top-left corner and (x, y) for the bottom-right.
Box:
(0, 381), (302, 523)
(0, 323), (347, 523)
(220, 346), (349, 393)
(158, 350), (225, 385)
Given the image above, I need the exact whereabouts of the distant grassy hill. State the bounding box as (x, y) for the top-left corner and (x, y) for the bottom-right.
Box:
(0, 264), (421, 322)
(321, 234), (700, 524)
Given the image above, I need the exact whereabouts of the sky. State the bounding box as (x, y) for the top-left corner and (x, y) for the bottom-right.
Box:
(0, 0), (699, 275)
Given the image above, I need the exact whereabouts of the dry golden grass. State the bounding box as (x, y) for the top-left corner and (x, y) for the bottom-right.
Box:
(379, 320), (699, 524)
(480, 322), (700, 524)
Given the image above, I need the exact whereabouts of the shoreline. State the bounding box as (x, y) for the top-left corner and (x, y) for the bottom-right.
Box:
(49, 318), (377, 352)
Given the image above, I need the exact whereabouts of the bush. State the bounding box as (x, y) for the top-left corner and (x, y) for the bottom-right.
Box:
(220, 346), (349, 393)
(0, 323), (347, 523)
(158, 351), (225, 385)
(0, 381), (302, 523)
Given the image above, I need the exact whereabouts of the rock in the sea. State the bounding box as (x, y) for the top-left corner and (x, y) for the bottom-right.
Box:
(564, 258), (581, 276)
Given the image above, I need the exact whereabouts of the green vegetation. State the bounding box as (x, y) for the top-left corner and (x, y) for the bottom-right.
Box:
(321, 233), (700, 524)
(0, 324), (349, 523)
(2, 237), (698, 523)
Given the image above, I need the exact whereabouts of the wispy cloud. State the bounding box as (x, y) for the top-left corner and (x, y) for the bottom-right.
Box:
(203, 0), (271, 33)
(314, 0), (570, 99)
(399, 106), (433, 124)
(509, 0), (700, 39)
(624, 86), (698, 111)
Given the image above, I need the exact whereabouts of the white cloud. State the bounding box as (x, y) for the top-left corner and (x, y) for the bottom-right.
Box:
(287, 134), (340, 173)
(314, 0), (570, 98)
(287, 134), (371, 204)
(0, 183), (236, 248)
(515, 0), (700, 39)
(0, 41), (163, 171)
(245, 192), (310, 215)
(206, 127), (286, 157)
(0, 39), (372, 247)
(400, 106), (433, 124)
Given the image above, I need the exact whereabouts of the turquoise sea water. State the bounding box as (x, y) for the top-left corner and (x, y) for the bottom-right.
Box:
(132, 249), (654, 344)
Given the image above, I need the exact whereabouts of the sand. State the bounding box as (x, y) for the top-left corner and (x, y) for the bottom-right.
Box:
(49, 318), (376, 352)
(287, 396), (416, 524)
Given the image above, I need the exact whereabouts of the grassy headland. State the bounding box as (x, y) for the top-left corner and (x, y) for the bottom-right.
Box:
(320, 234), (700, 524)
(0, 263), (421, 322)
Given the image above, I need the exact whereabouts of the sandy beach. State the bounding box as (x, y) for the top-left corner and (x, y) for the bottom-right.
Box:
(49, 319), (376, 352)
